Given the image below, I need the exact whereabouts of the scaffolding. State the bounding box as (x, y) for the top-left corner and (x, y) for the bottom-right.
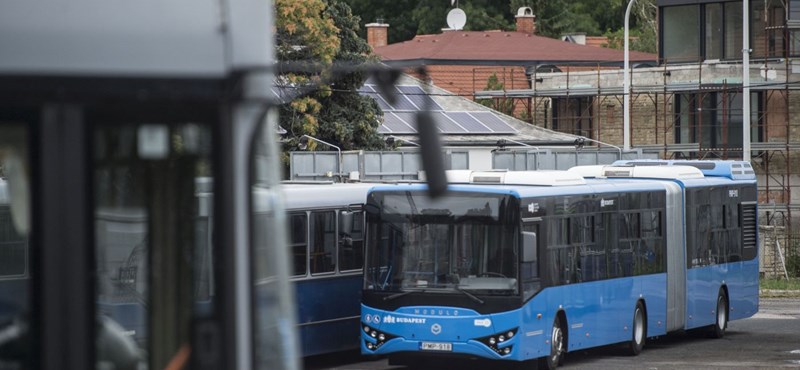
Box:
(474, 16), (800, 265)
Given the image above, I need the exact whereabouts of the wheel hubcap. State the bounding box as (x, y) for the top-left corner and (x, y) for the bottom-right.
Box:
(634, 308), (644, 344)
(718, 299), (726, 329)
(551, 325), (563, 362)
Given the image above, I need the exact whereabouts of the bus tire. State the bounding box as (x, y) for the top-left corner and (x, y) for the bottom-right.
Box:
(709, 291), (728, 339)
(628, 301), (646, 356)
(539, 315), (565, 370)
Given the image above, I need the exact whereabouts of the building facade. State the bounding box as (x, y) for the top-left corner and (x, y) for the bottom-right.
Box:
(474, 0), (800, 238)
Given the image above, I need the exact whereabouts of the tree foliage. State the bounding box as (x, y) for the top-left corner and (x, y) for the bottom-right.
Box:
(276, 0), (385, 162)
(477, 74), (515, 116)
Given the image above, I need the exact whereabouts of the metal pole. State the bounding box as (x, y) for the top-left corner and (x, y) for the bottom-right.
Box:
(580, 136), (623, 159)
(624, 0), (636, 152)
(742, 0), (751, 161)
(301, 134), (342, 178)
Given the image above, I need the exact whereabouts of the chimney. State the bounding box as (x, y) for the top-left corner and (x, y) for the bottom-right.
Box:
(515, 7), (536, 35)
(366, 20), (390, 49)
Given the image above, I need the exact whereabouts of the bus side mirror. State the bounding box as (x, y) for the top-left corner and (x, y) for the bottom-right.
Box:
(522, 231), (537, 263)
(339, 210), (354, 236)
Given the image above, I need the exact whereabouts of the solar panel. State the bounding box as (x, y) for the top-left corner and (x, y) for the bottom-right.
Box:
(385, 91), (419, 111)
(362, 84), (412, 111)
(445, 112), (492, 133)
(381, 112), (417, 134)
(470, 112), (518, 133)
(364, 91), (393, 110)
(396, 86), (443, 111)
(432, 112), (467, 134)
(362, 83), (519, 136)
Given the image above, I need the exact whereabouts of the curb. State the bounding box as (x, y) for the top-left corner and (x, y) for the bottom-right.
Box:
(760, 289), (800, 298)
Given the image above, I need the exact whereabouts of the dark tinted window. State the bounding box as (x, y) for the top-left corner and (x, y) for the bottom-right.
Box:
(339, 211), (364, 271)
(289, 213), (308, 276)
(310, 211), (336, 274)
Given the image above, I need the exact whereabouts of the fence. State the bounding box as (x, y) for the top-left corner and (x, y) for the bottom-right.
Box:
(289, 148), (661, 181)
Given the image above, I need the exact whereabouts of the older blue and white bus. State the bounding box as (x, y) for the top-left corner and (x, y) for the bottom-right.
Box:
(280, 182), (374, 356)
(360, 160), (758, 369)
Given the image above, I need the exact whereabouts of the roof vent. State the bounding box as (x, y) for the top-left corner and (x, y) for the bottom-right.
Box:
(469, 170), (586, 186)
(568, 165), (704, 180)
(446, 170), (473, 183)
(611, 159), (755, 180)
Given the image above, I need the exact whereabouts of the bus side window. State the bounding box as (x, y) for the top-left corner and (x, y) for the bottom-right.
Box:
(339, 211), (364, 271)
(521, 224), (540, 299)
(640, 210), (664, 274)
(617, 212), (639, 277)
(310, 211), (336, 274)
(289, 213), (308, 276)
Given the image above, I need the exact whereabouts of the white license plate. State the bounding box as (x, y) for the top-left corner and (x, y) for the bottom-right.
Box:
(420, 342), (452, 352)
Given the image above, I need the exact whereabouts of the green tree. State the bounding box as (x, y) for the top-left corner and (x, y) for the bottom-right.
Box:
(509, 0), (602, 38)
(277, 0), (385, 162)
(315, 0), (386, 151)
(347, 0), (649, 43)
(345, 0), (420, 44)
(599, 0), (657, 53)
(477, 74), (515, 117)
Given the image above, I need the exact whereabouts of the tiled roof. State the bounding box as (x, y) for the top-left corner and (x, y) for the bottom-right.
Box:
(374, 31), (657, 64)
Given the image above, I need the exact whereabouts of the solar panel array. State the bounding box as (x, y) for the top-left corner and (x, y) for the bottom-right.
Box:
(361, 84), (518, 135)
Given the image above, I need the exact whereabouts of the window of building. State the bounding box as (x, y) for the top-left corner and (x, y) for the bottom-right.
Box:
(706, 3), (724, 59)
(674, 91), (762, 154)
(663, 5), (701, 62)
(724, 2), (744, 59)
(790, 0), (800, 21)
(662, 1), (754, 62)
(552, 97), (594, 139)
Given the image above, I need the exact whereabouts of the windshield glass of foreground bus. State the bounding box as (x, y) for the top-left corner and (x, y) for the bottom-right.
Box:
(365, 191), (519, 295)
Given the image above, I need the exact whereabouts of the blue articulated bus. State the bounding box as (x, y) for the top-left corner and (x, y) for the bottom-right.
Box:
(281, 182), (375, 356)
(360, 160), (758, 369)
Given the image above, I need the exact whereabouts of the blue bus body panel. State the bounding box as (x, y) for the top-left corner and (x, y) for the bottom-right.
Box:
(362, 274), (667, 361)
(685, 259), (759, 329)
(679, 177), (759, 328)
(295, 274), (362, 356)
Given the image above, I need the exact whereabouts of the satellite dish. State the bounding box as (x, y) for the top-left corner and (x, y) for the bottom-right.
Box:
(446, 8), (467, 30)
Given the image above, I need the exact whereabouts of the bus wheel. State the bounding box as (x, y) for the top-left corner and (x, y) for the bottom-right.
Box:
(628, 301), (646, 356)
(709, 291), (728, 339)
(539, 315), (565, 370)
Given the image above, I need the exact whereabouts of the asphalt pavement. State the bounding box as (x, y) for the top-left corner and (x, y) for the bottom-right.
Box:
(303, 297), (800, 370)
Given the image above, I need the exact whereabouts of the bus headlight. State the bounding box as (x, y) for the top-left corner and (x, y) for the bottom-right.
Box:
(362, 323), (395, 351)
(476, 328), (518, 356)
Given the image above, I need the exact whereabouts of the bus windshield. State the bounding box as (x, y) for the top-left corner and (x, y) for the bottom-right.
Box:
(365, 191), (519, 296)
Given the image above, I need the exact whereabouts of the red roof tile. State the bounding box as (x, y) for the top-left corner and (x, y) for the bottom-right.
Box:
(374, 31), (657, 64)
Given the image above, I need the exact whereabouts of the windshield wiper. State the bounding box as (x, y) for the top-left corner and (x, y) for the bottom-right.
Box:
(456, 287), (484, 305)
(383, 290), (422, 301)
